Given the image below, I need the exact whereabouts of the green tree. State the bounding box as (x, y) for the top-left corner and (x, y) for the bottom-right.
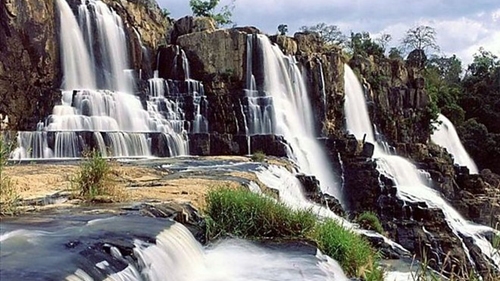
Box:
(401, 25), (439, 53)
(277, 24), (288, 36)
(299, 23), (347, 46)
(424, 55), (465, 125)
(466, 47), (500, 77)
(428, 54), (462, 85)
(189, 0), (234, 26)
(388, 47), (403, 59)
(349, 32), (385, 57)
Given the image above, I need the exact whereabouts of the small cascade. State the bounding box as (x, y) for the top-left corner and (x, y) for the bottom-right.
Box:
(242, 34), (342, 202)
(317, 58), (328, 128)
(241, 34), (275, 136)
(57, 0), (96, 89)
(11, 0), (195, 159)
(431, 114), (479, 174)
(0, 217), (349, 281)
(78, 0), (134, 92)
(343, 64), (500, 271)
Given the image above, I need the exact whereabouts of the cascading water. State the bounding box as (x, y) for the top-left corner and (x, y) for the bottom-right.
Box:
(431, 114), (479, 174)
(11, 0), (192, 159)
(242, 34), (342, 202)
(0, 216), (349, 281)
(343, 64), (500, 270)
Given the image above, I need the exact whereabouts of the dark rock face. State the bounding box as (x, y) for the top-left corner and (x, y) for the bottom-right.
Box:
(187, 133), (289, 157)
(0, 0), (60, 130)
(329, 135), (494, 279)
(140, 202), (206, 244)
(350, 56), (431, 145)
(295, 173), (344, 216)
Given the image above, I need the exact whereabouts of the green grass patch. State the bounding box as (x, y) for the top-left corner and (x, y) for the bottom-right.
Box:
(204, 186), (383, 280)
(311, 219), (383, 279)
(0, 137), (19, 216)
(250, 150), (266, 162)
(205, 186), (316, 239)
(356, 211), (384, 234)
(71, 150), (124, 202)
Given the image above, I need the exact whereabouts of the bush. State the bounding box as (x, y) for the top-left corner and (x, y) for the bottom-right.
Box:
(0, 137), (19, 216)
(250, 150), (266, 162)
(356, 211), (384, 234)
(311, 219), (382, 280)
(71, 150), (124, 202)
(205, 186), (316, 239)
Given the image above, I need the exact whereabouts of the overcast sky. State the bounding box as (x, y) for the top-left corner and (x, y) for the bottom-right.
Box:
(159, 0), (500, 66)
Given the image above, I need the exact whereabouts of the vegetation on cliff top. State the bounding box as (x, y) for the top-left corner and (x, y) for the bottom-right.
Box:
(189, 0), (234, 26)
(204, 186), (383, 280)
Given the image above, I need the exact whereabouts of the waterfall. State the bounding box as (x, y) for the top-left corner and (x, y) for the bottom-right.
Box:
(57, 0), (96, 89)
(431, 114), (479, 174)
(0, 218), (348, 280)
(11, 0), (192, 159)
(343, 64), (500, 269)
(243, 34), (342, 202)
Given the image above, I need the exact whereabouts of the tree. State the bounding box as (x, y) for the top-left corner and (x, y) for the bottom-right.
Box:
(375, 33), (392, 51)
(467, 47), (500, 77)
(189, 0), (234, 26)
(428, 54), (462, 85)
(401, 25), (439, 53)
(277, 24), (288, 36)
(299, 23), (347, 46)
(388, 47), (403, 59)
(349, 32), (385, 57)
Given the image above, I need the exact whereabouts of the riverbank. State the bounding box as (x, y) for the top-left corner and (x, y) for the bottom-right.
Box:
(1, 156), (271, 215)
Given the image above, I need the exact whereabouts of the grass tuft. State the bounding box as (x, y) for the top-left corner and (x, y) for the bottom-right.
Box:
(205, 186), (316, 239)
(250, 150), (266, 162)
(356, 211), (384, 234)
(311, 219), (383, 279)
(71, 150), (125, 202)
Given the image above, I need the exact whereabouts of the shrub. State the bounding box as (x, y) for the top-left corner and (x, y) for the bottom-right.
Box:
(356, 211), (384, 234)
(311, 219), (382, 279)
(0, 137), (19, 216)
(71, 150), (124, 202)
(204, 186), (316, 239)
(250, 150), (266, 162)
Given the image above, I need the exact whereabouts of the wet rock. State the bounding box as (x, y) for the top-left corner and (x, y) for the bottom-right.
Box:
(296, 174), (320, 195)
(188, 133), (211, 156)
(361, 142), (375, 158)
(249, 135), (288, 157)
(210, 133), (240, 155)
(140, 202), (206, 244)
(296, 173), (345, 216)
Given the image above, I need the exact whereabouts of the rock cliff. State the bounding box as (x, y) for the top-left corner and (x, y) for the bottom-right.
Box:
(0, 0), (60, 130)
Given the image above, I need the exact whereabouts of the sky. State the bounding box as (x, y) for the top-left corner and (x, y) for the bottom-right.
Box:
(159, 0), (500, 66)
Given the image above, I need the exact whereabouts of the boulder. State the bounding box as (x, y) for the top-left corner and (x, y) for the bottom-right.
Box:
(170, 16), (216, 44)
